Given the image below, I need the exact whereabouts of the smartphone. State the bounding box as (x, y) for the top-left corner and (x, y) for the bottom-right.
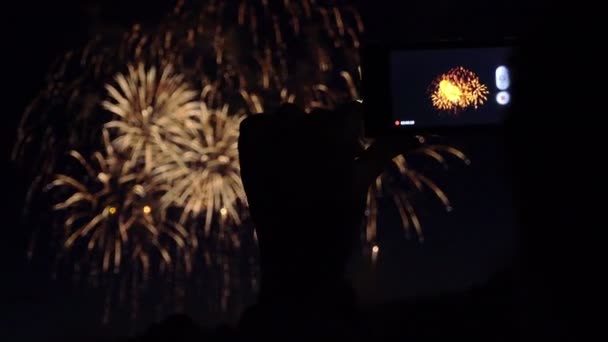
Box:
(362, 40), (516, 137)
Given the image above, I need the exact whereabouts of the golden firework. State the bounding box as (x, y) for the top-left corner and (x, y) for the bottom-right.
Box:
(364, 140), (469, 243)
(103, 63), (199, 173)
(430, 67), (489, 112)
(47, 130), (191, 278)
(153, 87), (246, 239)
(165, 0), (363, 113)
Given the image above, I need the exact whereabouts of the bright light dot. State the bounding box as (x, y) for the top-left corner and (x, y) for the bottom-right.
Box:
(438, 79), (463, 102)
(496, 91), (510, 105)
(143, 205), (152, 214)
(108, 206), (117, 215)
(372, 245), (379, 253)
(218, 155), (230, 164)
(431, 67), (489, 112)
(220, 207), (228, 217)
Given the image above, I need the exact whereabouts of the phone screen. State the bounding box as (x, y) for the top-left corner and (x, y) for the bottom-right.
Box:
(389, 47), (512, 128)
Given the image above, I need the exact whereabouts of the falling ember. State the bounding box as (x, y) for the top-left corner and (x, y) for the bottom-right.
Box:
(219, 208), (228, 217)
(371, 245), (379, 265)
(430, 67), (489, 112)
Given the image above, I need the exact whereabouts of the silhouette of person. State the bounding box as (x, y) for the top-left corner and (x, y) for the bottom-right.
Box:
(237, 103), (417, 339)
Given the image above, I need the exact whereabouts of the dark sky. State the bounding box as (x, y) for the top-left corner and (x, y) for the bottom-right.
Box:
(3, 0), (538, 340)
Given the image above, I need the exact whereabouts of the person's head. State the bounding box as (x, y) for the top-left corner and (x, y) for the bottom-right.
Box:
(238, 106), (368, 292)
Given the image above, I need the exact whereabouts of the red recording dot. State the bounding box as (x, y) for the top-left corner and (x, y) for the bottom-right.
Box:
(395, 120), (400, 126)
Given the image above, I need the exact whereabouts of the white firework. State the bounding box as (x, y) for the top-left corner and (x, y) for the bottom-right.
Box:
(102, 63), (199, 173)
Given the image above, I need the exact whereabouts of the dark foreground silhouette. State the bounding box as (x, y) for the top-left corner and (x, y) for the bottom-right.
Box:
(121, 267), (517, 341)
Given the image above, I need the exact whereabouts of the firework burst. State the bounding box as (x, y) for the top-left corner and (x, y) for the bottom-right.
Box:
(11, 24), (184, 218)
(153, 86), (246, 238)
(47, 130), (191, 279)
(103, 63), (199, 173)
(430, 67), (489, 112)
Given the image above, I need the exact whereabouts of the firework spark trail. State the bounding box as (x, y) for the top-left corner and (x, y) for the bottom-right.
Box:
(364, 144), (468, 243)
(164, 0), (364, 112)
(430, 66), (489, 112)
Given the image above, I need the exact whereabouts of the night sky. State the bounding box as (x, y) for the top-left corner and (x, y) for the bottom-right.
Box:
(4, 0), (536, 340)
